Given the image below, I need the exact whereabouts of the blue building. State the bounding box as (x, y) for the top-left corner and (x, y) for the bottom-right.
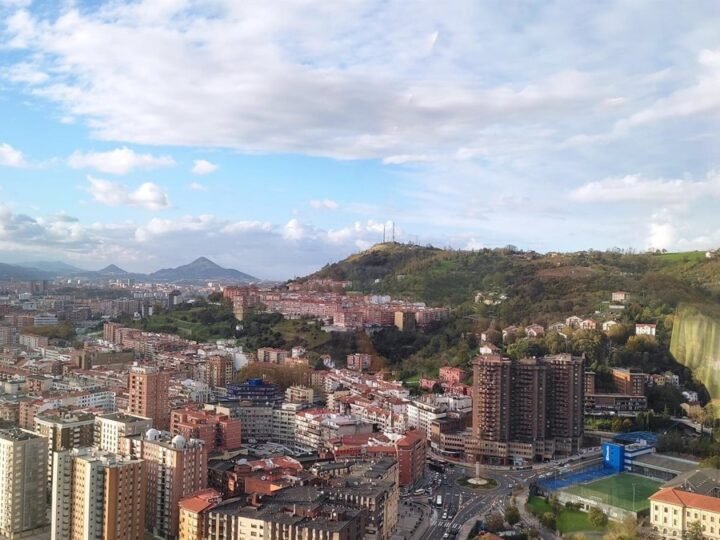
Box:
(602, 442), (625, 472)
(221, 378), (283, 406)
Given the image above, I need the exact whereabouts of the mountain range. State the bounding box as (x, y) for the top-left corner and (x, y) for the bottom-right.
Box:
(0, 257), (258, 284)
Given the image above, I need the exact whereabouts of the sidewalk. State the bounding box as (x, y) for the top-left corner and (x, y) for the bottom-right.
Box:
(396, 498), (431, 540)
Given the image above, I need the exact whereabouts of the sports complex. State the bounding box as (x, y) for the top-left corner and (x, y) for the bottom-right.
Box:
(535, 432), (691, 520)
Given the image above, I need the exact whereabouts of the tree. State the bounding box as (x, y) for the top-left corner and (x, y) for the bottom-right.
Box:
(588, 507), (609, 527)
(700, 455), (720, 469)
(207, 291), (223, 302)
(603, 516), (640, 540)
(549, 494), (562, 515)
(504, 505), (520, 526)
(483, 328), (502, 346)
(684, 520), (705, 540)
(539, 512), (556, 531)
(570, 330), (608, 364)
(485, 512), (505, 532)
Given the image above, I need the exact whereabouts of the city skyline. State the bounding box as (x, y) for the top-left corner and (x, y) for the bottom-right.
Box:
(1, 1), (719, 279)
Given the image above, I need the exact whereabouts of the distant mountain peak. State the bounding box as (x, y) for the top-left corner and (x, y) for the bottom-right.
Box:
(189, 256), (220, 267)
(98, 264), (128, 274)
(149, 257), (257, 283)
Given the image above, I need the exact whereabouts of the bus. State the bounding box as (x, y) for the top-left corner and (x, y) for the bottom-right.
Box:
(435, 495), (443, 507)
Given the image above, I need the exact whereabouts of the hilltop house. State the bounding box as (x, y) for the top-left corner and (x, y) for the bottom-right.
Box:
(636, 323), (657, 337)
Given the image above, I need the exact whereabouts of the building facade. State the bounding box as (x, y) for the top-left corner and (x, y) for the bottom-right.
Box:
(127, 364), (171, 429)
(469, 353), (584, 463)
(123, 430), (207, 539)
(51, 447), (146, 540)
(0, 428), (49, 539)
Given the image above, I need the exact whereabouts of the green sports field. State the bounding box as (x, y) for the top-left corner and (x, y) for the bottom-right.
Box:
(563, 473), (662, 512)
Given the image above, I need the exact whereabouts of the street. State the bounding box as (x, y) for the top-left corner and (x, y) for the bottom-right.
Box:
(405, 463), (541, 540)
(403, 450), (602, 540)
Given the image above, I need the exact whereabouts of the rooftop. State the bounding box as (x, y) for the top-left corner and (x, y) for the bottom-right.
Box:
(633, 453), (698, 475)
(651, 487), (720, 514)
(0, 427), (43, 442)
(98, 412), (152, 424)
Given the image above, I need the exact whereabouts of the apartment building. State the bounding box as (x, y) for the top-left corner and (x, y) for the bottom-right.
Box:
(95, 412), (153, 453)
(272, 402), (303, 447)
(396, 430), (426, 487)
(285, 385), (315, 405)
(612, 367), (646, 396)
(0, 428), (49, 539)
(178, 489), (223, 540)
(34, 410), (95, 485)
(256, 347), (289, 364)
(346, 353), (373, 371)
(207, 355), (234, 389)
(469, 353), (584, 463)
(170, 407), (242, 453)
(51, 447), (145, 540)
(210, 402), (273, 443)
(128, 364), (170, 429)
(123, 430), (207, 540)
(204, 497), (365, 540)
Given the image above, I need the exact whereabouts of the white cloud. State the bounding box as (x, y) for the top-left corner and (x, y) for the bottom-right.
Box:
(68, 147), (175, 175)
(309, 199), (339, 210)
(0, 2), (610, 161)
(0, 142), (27, 167)
(191, 159), (218, 175)
(623, 49), (720, 129)
(570, 172), (720, 204)
(0, 0), (31, 7)
(187, 182), (207, 191)
(5, 62), (47, 84)
(283, 219), (306, 241)
(86, 177), (170, 210)
(648, 220), (678, 251)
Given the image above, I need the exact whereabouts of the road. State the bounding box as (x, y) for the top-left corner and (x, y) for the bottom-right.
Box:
(411, 450), (602, 540)
(415, 463), (543, 540)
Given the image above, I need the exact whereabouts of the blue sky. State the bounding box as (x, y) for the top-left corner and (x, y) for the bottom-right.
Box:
(0, 0), (719, 279)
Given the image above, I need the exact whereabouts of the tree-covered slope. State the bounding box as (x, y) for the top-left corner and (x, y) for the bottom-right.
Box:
(310, 243), (719, 324)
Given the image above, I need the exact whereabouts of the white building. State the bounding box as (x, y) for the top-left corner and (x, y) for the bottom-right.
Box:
(94, 412), (153, 453)
(636, 323), (657, 337)
(272, 403), (302, 447)
(33, 313), (59, 327)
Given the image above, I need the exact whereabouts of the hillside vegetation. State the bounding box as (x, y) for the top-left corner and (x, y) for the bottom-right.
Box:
(309, 244), (720, 406)
(312, 243), (719, 319)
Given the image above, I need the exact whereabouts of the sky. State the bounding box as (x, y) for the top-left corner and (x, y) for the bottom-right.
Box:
(0, 0), (719, 280)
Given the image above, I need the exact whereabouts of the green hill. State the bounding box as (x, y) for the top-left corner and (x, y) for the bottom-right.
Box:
(306, 244), (720, 403)
(311, 243), (719, 322)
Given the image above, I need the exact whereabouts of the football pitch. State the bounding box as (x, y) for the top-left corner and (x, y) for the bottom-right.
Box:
(563, 473), (662, 512)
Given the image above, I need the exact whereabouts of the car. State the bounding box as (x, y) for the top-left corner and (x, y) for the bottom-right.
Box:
(442, 512), (448, 519)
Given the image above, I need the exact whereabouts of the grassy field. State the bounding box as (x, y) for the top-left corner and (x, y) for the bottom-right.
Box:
(655, 251), (706, 263)
(403, 374), (421, 386)
(563, 473), (662, 512)
(527, 497), (605, 534)
(274, 319), (330, 348)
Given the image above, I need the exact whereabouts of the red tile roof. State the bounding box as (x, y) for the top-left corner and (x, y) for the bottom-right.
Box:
(650, 488), (720, 514)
